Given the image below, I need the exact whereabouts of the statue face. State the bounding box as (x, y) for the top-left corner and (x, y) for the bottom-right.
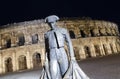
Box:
(48, 22), (57, 29)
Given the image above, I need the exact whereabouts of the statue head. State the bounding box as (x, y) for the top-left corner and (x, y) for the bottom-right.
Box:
(45, 15), (59, 23)
(45, 15), (59, 29)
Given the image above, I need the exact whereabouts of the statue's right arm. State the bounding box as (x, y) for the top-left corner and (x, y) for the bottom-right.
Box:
(44, 33), (49, 54)
(44, 33), (51, 79)
(44, 33), (50, 63)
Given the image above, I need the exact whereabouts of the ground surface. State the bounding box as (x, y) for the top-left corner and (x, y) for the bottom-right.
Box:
(0, 54), (120, 79)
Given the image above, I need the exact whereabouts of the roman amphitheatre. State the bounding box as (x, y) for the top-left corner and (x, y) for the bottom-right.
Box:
(0, 17), (120, 74)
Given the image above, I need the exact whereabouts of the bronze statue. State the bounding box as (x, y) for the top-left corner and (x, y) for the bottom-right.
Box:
(40, 15), (90, 79)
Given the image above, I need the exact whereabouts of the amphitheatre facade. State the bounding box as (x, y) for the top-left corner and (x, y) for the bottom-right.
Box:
(0, 18), (120, 74)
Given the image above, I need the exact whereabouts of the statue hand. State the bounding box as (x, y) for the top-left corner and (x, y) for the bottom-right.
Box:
(70, 56), (76, 61)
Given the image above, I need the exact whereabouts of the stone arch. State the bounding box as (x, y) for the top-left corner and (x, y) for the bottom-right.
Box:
(73, 47), (80, 60)
(84, 46), (91, 57)
(32, 52), (41, 68)
(94, 45), (101, 56)
(18, 55), (27, 70)
(5, 57), (13, 72)
(69, 30), (75, 39)
(32, 34), (39, 44)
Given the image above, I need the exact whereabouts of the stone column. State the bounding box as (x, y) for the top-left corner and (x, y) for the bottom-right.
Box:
(15, 49), (19, 71)
(0, 35), (1, 49)
(23, 28), (31, 45)
(16, 57), (19, 71)
(11, 37), (17, 47)
(26, 51), (32, 69)
(90, 44), (96, 57)
(38, 33), (41, 43)
(80, 46), (86, 59)
(106, 44), (112, 54)
(1, 39), (5, 49)
(12, 52), (17, 71)
(118, 43), (120, 52)
(10, 32), (15, 47)
(99, 39), (106, 55)
(24, 34), (31, 45)
(0, 53), (2, 74)
(38, 33), (44, 43)
(41, 48), (45, 66)
(99, 44), (105, 56)
(29, 51), (33, 69)
(112, 43), (118, 53)
(2, 58), (5, 74)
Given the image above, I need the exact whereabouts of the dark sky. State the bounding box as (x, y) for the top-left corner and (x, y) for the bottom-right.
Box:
(0, 0), (120, 26)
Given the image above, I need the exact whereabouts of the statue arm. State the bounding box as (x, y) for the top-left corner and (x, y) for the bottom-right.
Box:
(64, 29), (75, 60)
(44, 33), (49, 54)
(44, 33), (51, 79)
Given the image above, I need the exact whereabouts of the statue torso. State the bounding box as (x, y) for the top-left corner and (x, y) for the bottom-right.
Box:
(45, 27), (67, 49)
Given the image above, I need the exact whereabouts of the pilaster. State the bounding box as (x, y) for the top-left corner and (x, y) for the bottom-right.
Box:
(106, 44), (112, 54)
(80, 46), (86, 59)
(0, 53), (2, 74)
(90, 44), (96, 57)
(12, 51), (17, 71)
(26, 50), (32, 69)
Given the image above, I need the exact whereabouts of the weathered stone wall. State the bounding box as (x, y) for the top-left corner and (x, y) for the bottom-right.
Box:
(0, 19), (120, 74)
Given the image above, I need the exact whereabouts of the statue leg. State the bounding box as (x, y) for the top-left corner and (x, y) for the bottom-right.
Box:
(58, 48), (69, 77)
(50, 59), (62, 79)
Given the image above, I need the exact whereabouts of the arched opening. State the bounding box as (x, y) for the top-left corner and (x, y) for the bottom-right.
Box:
(18, 55), (27, 70)
(5, 57), (13, 72)
(98, 29), (103, 36)
(32, 34), (39, 44)
(6, 39), (11, 48)
(33, 53), (41, 68)
(94, 45), (101, 56)
(90, 29), (94, 37)
(69, 30), (75, 39)
(80, 30), (86, 37)
(84, 46), (91, 57)
(18, 35), (25, 46)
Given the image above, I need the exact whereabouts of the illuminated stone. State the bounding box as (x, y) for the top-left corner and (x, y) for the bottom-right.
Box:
(0, 18), (120, 74)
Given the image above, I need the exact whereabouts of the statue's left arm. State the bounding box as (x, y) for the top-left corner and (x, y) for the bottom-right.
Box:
(44, 33), (51, 79)
(64, 29), (75, 60)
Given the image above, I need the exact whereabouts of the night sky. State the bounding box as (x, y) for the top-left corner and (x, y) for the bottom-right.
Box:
(0, 0), (120, 26)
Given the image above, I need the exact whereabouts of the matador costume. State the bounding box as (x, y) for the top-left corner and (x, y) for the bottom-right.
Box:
(40, 15), (90, 79)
